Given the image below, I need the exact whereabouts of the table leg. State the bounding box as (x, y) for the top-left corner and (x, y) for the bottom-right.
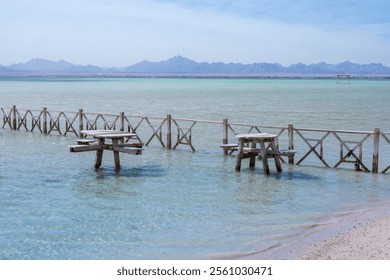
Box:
(249, 140), (256, 170)
(270, 140), (283, 172)
(259, 140), (270, 175)
(235, 139), (245, 171)
(94, 138), (105, 170)
(112, 138), (121, 171)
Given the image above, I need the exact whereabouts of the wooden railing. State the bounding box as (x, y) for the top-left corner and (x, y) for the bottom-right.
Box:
(2, 105), (389, 174)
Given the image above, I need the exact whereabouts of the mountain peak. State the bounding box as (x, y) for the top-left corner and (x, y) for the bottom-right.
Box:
(2, 56), (390, 75)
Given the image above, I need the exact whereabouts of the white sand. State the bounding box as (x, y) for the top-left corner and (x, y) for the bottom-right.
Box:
(236, 201), (390, 260)
(301, 214), (390, 260)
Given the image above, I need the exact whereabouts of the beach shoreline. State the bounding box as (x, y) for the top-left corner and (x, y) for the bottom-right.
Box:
(239, 200), (390, 260)
(300, 213), (390, 260)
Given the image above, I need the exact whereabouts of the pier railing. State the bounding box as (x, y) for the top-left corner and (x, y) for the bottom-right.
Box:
(2, 105), (389, 174)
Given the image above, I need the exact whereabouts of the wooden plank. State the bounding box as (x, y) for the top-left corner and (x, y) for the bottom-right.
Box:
(93, 132), (136, 139)
(76, 139), (96, 145)
(69, 144), (104, 152)
(117, 142), (144, 148)
(111, 146), (143, 155)
(243, 147), (261, 153)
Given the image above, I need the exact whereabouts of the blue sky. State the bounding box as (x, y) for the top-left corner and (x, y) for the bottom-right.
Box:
(1, 0), (390, 66)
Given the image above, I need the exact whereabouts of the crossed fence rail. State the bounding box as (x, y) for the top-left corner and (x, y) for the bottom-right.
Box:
(2, 105), (389, 174)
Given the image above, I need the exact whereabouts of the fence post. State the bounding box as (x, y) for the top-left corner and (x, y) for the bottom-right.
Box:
(120, 112), (125, 131)
(288, 123), (294, 164)
(167, 114), (172, 149)
(12, 105), (17, 130)
(43, 107), (48, 134)
(79, 109), (84, 137)
(223, 118), (228, 155)
(372, 128), (380, 173)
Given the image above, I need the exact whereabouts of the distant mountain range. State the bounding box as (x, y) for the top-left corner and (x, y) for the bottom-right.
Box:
(1, 56), (390, 76)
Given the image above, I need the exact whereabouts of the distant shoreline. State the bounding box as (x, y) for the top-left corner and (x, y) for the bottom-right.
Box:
(1, 73), (390, 79)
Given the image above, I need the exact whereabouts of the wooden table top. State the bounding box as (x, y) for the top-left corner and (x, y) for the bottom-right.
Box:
(80, 130), (136, 139)
(236, 133), (277, 140)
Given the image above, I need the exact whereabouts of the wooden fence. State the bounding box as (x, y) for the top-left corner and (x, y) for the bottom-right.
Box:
(2, 105), (389, 174)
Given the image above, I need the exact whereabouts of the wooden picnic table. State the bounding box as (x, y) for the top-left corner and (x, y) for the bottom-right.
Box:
(235, 133), (282, 175)
(69, 130), (143, 171)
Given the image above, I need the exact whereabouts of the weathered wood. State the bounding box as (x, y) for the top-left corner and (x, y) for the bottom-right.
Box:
(69, 144), (105, 152)
(94, 138), (105, 169)
(332, 132), (370, 172)
(167, 114), (172, 149)
(173, 123), (196, 151)
(79, 109), (84, 138)
(235, 133), (282, 174)
(295, 130), (331, 167)
(288, 123), (294, 164)
(145, 118), (166, 147)
(43, 107), (48, 134)
(2, 106), (389, 174)
(117, 142), (144, 148)
(111, 146), (143, 155)
(76, 139), (96, 145)
(336, 74), (351, 84)
(12, 105), (17, 130)
(93, 132), (137, 139)
(372, 128), (380, 173)
(120, 112), (125, 131)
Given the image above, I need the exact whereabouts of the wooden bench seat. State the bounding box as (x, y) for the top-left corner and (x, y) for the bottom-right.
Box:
(220, 143), (239, 155)
(76, 139), (96, 145)
(69, 144), (104, 152)
(117, 142), (144, 148)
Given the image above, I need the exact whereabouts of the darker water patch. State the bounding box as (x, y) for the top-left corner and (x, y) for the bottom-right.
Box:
(95, 164), (166, 179)
(280, 170), (321, 181)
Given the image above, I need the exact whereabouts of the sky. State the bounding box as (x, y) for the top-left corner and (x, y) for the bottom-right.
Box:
(1, 0), (390, 67)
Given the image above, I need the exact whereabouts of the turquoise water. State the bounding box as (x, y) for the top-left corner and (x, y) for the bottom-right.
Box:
(1, 77), (390, 259)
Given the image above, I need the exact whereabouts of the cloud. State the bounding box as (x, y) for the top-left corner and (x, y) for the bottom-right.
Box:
(1, 0), (390, 66)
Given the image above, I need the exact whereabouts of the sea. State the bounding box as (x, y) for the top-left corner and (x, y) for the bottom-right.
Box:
(0, 77), (389, 259)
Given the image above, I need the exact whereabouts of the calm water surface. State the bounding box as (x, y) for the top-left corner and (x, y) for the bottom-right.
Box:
(0, 77), (389, 259)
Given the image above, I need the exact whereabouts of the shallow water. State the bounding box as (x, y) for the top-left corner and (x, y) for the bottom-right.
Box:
(1, 129), (389, 259)
(1, 77), (389, 259)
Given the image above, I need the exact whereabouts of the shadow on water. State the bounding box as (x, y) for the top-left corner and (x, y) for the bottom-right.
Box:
(280, 170), (321, 181)
(94, 164), (166, 179)
(236, 166), (321, 182)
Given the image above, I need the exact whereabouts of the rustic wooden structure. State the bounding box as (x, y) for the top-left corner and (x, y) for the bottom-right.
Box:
(336, 74), (351, 84)
(69, 130), (143, 171)
(234, 133), (283, 175)
(2, 105), (389, 174)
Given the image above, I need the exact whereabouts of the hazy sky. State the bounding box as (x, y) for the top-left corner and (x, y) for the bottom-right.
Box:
(1, 0), (390, 67)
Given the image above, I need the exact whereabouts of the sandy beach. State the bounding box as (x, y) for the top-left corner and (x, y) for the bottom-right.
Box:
(239, 201), (390, 260)
(300, 214), (390, 260)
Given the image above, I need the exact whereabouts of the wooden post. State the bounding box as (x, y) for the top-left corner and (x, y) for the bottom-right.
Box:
(94, 138), (104, 170)
(79, 109), (84, 138)
(288, 123), (294, 164)
(167, 114), (172, 149)
(12, 105), (17, 130)
(372, 128), (380, 173)
(223, 118), (228, 155)
(112, 138), (121, 171)
(43, 107), (48, 134)
(120, 112), (125, 131)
